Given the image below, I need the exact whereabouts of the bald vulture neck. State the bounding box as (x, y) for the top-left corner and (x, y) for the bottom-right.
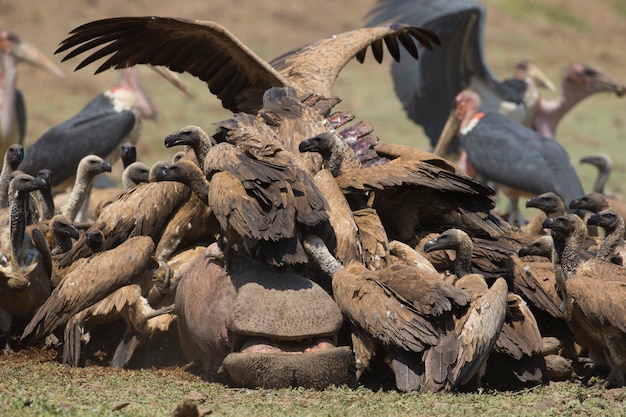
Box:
(302, 234), (343, 279)
(62, 169), (95, 222)
(175, 162), (210, 205)
(453, 236), (474, 278)
(0, 164), (13, 209)
(8, 186), (28, 265)
(34, 183), (55, 222)
(324, 135), (361, 177)
(553, 227), (585, 281)
(597, 218), (625, 263)
(591, 164), (611, 195)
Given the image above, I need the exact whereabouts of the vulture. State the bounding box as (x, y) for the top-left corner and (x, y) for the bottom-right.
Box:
(543, 214), (626, 387)
(424, 229), (545, 388)
(55, 16), (439, 116)
(0, 173), (50, 351)
(20, 235), (158, 346)
(303, 233), (474, 392)
(0, 143), (24, 208)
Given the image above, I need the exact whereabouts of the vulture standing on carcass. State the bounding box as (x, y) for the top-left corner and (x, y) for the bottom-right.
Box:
(0, 30), (64, 160)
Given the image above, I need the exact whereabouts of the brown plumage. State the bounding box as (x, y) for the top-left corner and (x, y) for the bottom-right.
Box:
(63, 283), (174, 367)
(204, 114), (329, 265)
(299, 132), (502, 242)
(303, 234), (471, 392)
(21, 236), (157, 345)
(152, 159), (219, 261)
(424, 229), (545, 387)
(544, 213), (626, 386)
(587, 208), (625, 264)
(0, 173), (49, 351)
(56, 16), (439, 114)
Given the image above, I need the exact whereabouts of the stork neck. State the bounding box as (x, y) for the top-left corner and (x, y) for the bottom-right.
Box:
(118, 68), (155, 120)
(1, 53), (17, 140)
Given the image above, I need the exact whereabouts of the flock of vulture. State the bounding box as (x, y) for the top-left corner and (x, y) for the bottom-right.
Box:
(2, 0), (626, 393)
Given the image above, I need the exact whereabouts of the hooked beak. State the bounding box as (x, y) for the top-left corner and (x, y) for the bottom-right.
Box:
(524, 61), (556, 92)
(433, 108), (461, 156)
(148, 65), (190, 96)
(15, 41), (64, 77)
(583, 64), (626, 97)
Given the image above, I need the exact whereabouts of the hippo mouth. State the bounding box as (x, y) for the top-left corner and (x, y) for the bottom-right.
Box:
(221, 268), (355, 389)
(223, 336), (355, 389)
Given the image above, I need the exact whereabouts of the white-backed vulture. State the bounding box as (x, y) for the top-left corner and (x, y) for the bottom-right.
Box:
(20, 235), (157, 345)
(57, 155), (112, 222)
(543, 214), (626, 386)
(303, 234), (474, 392)
(0, 173), (49, 351)
(570, 191), (626, 239)
(298, 130), (504, 243)
(56, 17), (439, 115)
(424, 229), (545, 387)
(587, 208), (625, 265)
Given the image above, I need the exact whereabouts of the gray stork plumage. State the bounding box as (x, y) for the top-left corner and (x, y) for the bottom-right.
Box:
(18, 66), (185, 187)
(437, 90), (584, 223)
(365, 0), (625, 148)
(0, 30), (64, 161)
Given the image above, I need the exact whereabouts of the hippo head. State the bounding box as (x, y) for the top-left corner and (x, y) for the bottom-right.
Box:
(175, 250), (355, 389)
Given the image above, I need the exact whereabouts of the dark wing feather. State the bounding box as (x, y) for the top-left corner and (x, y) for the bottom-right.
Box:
(56, 16), (289, 114)
(269, 24), (439, 99)
(365, 0), (500, 147)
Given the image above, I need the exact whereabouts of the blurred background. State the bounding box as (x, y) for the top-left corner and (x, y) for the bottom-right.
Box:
(4, 0), (626, 195)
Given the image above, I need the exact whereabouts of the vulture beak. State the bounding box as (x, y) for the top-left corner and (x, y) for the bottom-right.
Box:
(524, 61), (556, 92)
(579, 64), (626, 97)
(422, 237), (440, 253)
(148, 65), (190, 96)
(433, 107), (461, 157)
(14, 40), (64, 77)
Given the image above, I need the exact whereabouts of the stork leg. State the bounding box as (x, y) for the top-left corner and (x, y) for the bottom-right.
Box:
(506, 195), (526, 226)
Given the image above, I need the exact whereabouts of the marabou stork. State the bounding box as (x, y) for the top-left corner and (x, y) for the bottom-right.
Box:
(0, 30), (64, 161)
(436, 90), (584, 225)
(52, 16), (439, 116)
(18, 66), (186, 187)
(365, 0), (626, 148)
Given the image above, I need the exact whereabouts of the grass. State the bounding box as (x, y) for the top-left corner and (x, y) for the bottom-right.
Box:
(3, 0), (626, 415)
(3, 350), (626, 416)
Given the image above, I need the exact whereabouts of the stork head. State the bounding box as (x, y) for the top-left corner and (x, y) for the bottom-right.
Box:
(563, 63), (625, 98)
(515, 60), (556, 91)
(432, 90), (481, 156)
(0, 30), (64, 77)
